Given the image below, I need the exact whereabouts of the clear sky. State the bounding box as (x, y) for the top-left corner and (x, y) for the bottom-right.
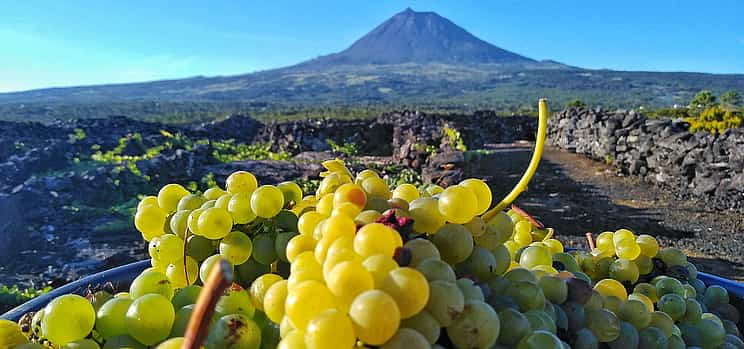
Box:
(2, 0), (743, 92)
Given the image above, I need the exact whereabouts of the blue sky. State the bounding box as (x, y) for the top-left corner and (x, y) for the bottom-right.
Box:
(1, 0), (743, 92)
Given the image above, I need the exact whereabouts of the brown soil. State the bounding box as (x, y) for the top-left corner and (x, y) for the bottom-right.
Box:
(471, 145), (744, 281)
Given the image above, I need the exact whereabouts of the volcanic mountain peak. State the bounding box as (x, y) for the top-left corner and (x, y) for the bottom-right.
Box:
(299, 8), (536, 67)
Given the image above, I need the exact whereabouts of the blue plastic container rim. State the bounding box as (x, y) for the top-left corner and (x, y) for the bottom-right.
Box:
(1, 258), (742, 322)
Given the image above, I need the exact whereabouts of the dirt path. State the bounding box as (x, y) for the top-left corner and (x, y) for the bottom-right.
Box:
(471, 145), (744, 281)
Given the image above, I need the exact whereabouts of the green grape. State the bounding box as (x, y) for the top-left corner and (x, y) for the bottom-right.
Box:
(697, 318), (727, 348)
(538, 275), (568, 304)
(275, 231), (298, 263)
(277, 181), (303, 207)
(516, 330), (563, 349)
(355, 209), (382, 226)
(236, 257), (271, 287)
(519, 245), (552, 269)
(464, 216), (487, 237)
(425, 280), (465, 326)
(61, 339), (101, 349)
(219, 231), (253, 265)
(668, 334), (686, 349)
(154, 337), (184, 349)
(679, 322), (702, 347)
(404, 238), (441, 266)
(252, 233), (278, 264)
(251, 185), (285, 218)
(447, 300), (500, 349)
(226, 171), (258, 194)
(561, 301), (586, 332)
(415, 258), (456, 283)
(200, 254), (233, 284)
(89, 290), (113, 312)
(459, 246), (497, 281)
(456, 278), (485, 301)
(594, 279), (627, 300)
(634, 255), (654, 275)
(472, 227), (501, 252)
(634, 283), (659, 302)
(177, 194), (205, 211)
(608, 321), (639, 349)
(228, 192), (257, 224)
(129, 270), (173, 300)
(659, 293), (686, 320)
(379, 328), (429, 349)
(552, 252), (581, 272)
(200, 200), (216, 209)
(659, 247), (688, 267)
(683, 298), (703, 323)
(505, 268), (538, 284)
(196, 207), (233, 239)
(101, 335), (146, 349)
(460, 178), (492, 215)
(687, 262), (699, 281)
(618, 299), (652, 329)
(95, 298), (132, 339)
(682, 284), (697, 299)
(215, 193), (235, 209)
(400, 310), (440, 344)
(725, 334), (744, 348)
(602, 296), (622, 314)
(169, 305), (201, 337)
(186, 235), (215, 261)
(438, 185), (477, 224)
(638, 327), (668, 349)
(275, 209), (298, 231)
(157, 234), (184, 263)
(586, 309), (621, 342)
(172, 285), (201, 310)
(432, 224), (473, 264)
(205, 314), (261, 349)
(584, 290), (604, 311)
(166, 256), (199, 287)
(649, 311), (675, 337)
(215, 285), (255, 317)
(525, 310), (557, 333)
(170, 210), (191, 239)
(490, 244), (511, 276)
(704, 285), (730, 308)
(629, 292), (654, 312)
(609, 258), (639, 283)
(506, 280), (546, 312)
(497, 307), (531, 346)
(486, 211), (513, 236)
(573, 328), (599, 349)
(158, 183), (190, 213)
(125, 294), (175, 345)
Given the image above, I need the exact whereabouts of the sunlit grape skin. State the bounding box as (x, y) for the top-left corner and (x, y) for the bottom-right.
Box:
(42, 294), (96, 346)
(349, 290), (401, 345)
(437, 185), (477, 224)
(124, 294), (175, 345)
(251, 185), (285, 218)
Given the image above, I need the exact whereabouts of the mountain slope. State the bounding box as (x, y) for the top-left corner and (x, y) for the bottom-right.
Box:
(297, 8), (536, 67)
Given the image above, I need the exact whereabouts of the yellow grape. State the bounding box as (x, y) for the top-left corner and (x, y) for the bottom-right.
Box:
(250, 273), (283, 311)
(594, 279), (628, 300)
(596, 231), (615, 254)
(165, 257), (199, 288)
(320, 215), (356, 241)
(279, 317), (295, 339)
(214, 193), (233, 209)
(513, 223), (533, 246)
(196, 207), (233, 239)
(0, 319), (29, 348)
(349, 290), (400, 345)
(408, 197), (446, 234)
(353, 223), (402, 258)
(629, 293), (655, 312)
(460, 178), (492, 215)
(278, 330), (306, 349)
(286, 235), (318, 263)
(277, 181), (303, 207)
(636, 234), (660, 257)
(437, 185), (477, 224)
(288, 252), (323, 289)
(263, 280), (289, 323)
(138, 196), (159, 210)
(392, 184), (420, 203)
(380, 267), (430, 319)
(613, 228), (635, 245)
(186, 208), (205, 236)
(298, 211), (325, 236)
(326, 260), (375, 312)
(227, 192), (257, 224)
(334, 183), (368, 209)
(203, 187), (226, 200)
(543, 239), (564, 254)
(322, 247), (360, 281)
(285, 280), (336, 331)
(362, 254), (399, 288)
(157, 184), (190, 213)
(361, 176), (392, 199)
(332, 201), (362, 218)
(355, 169), (380, 183)
(316, 193), (335, 216)
(304, 308), (356, 349)
(251, 185), (285, 218)
(615, 239), (641, 260)
(226, 171), (258, 194)
(135, 205), (167, 240)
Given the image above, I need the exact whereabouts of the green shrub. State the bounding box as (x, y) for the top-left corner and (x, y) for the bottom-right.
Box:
(685, 106), (742, 134)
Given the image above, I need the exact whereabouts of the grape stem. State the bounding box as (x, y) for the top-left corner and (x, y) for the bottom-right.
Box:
(182, 258), (233, 349)
(586, 232), (596, 250)
(483, 98), (548, 221)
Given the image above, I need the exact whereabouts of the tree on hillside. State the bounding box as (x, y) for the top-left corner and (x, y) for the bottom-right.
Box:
(689, 90), (717, 109)
(566, 99), (587, 108)
(720, 90), (742, 110)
